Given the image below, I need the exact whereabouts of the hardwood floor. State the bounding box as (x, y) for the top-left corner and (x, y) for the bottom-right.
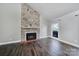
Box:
(0, 38), (79, 56)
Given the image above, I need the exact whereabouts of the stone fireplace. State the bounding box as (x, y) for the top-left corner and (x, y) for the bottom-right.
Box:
(21, 3), (40, 41)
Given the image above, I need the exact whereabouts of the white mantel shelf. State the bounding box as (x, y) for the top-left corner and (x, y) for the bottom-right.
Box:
(21, 27), (40, 29)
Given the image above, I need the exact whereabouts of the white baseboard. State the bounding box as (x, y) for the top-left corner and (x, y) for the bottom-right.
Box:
(51, 37), (79, 48)
(1, 37), (79, 48)
(0, 37), (47, 45)
(0, 37), (48, 45)
(0, 40), (21, 45)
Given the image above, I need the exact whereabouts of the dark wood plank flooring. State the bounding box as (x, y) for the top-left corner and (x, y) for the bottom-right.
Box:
(0, 38), (79, 56)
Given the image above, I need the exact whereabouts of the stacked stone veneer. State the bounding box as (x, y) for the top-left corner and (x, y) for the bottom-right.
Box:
(21, 3), (40, 40)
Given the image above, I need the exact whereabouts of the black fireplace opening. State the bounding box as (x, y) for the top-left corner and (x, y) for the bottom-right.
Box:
(53, 31), (58, 38)
(26, 33), (37, 41)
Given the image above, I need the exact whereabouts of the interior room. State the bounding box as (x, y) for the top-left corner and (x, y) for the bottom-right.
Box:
(0, 3), (79, 56)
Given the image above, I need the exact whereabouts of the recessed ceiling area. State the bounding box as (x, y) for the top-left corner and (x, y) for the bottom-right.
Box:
(28, 3), (79, 21)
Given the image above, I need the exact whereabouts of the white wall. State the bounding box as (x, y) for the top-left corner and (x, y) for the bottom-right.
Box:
(0, 3), (21, 44)
(40, 16), (48, 38)
(59, 10), (79, 46)
(47, 21), (52, 37)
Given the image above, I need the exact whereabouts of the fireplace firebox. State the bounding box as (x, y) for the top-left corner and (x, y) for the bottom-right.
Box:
(26, 33), (36, 41)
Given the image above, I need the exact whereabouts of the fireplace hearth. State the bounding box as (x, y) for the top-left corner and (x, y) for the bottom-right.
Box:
(26, 33), (36, 41)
